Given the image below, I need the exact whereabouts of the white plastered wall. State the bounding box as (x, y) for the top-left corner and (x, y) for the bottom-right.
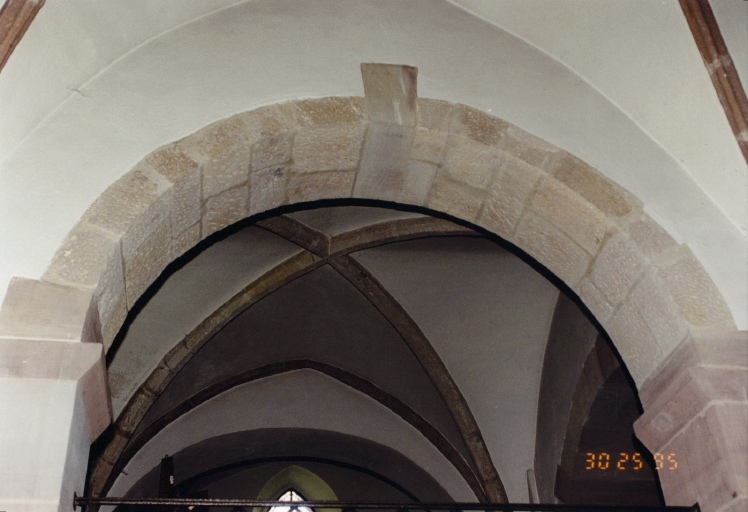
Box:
(0, 0), (746, 327)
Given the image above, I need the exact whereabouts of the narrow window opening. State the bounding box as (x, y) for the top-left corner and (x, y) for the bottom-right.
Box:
(270, 489), (313, 512)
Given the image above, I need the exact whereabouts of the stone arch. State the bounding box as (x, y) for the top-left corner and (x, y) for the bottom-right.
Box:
(37, 96), (735, 385)
(6, 96), (740, 509)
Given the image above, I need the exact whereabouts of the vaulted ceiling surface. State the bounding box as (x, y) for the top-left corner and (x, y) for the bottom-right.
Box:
(100, 205), (568, 502)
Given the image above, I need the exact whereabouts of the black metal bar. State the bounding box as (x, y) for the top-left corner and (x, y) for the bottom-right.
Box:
(73, 495), (699, 512)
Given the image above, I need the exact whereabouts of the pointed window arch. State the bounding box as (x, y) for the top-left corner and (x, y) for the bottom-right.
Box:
(269, 489), (314, 512)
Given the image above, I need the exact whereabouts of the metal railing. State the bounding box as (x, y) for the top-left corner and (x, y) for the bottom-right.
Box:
(73, 496), (700, 512)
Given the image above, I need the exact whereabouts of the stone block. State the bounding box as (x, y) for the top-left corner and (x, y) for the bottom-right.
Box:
(417, 98), (454, 131)
(184, 119), (251, 199)
(252, 130), (295, 171)
(202, 186), (249, 237)
(497, 125), (561, 169)
(577, 277), (615, 323)
(355, 123), (415, 200)
(292, 125), (366, 173)
(626, 212), (678, 259)
(361, 63), (417, 126)
(529, 177), (608, 255)
(294, 97), (367, 127)
(146, 143), (200, 183)
(605, 299), (663, 385)
(552, 152), (641, 218)
(0, 278), (93, 342)
(657, 245), (736, 330)
(83, 168), (164, 237)
(95, 254), (128, 350)
(249, 166), (289, 215)
(117, 390), (154, 436)
(449, 104), (508, 146)
(442, 136), (501, 189)
(629, 269), (689, 358)
(163, 342), (193, 373)
(477, 153), (543, 239)
(86, 458), (114, 497)
(239, 103), (298, 140)
(120, 185), (174, 264)
(427, 176), (485, 222)
(411, 127), (448, 165)
(44, 222), (122, 290)
(514, 212), (591, 287)
(172, 222), (201, 260)
(167, 164), (201, 235)
(590, 232), (646, 306)
(397, 160), (438, 206)
(287, 171), (356, 203)
(143, 362), (174, 396)
(122, 214), (173, 308)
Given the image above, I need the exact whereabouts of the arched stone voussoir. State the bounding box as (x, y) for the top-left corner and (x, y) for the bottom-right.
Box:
(34, 96), (736, 390)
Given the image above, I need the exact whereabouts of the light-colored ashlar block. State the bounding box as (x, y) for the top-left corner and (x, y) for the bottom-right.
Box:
(411, 127), (448, 165)
(497, 125), (561, 170)
(605, 299), (663, 385)
(361, 63), (418, 126)
(122, 216), (173, 308)
(552, 152), (641, 219)
(514, 212), (592, 287)
(577, 277), (614, 323)
(184, 119), (251, 200)
(449, 104), (508, 146)
(293, 97), (367, 127)
(249, 166), (289, 216)
(630, 269), (689, 357)
(292, 125), (366, 173)
(626, 212), (679, 259)
(44, 222), (122, 290)
(355, 123), (415, 200)
(477, 152), (543, 240)
(441, 136), (502, 190)
(529, 177), (609, 255)
(0, 278), (93, 342)
(657, 245), (736, 331)
(427, 176), (485, 223)
(172, 222), (202, 260)
(398, 160), (438, 206)
(590, 232), (646, 307)
(202, 185), (249, 238)
(417, 98), (454, 131)
(287, 170), (356, 203)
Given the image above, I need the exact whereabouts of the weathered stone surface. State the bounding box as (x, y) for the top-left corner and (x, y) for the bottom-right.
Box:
(202, 185), (248, 237)
(44, 222), (122, 289)
(398, 160), (438, 206)
(361, 63), (417, 126)
(185, 119), (250, 199)
(287, 171), (356, 203)
(249, 166), (288, 215)
(529, 177), (608, 255)
(417, 98), (454, 131)
(163, 342), (193, 373)
(657, 246), (736, 330)
(120, 186), (174, 268)
(252, 130), (295, 171)
(514, 212), (591, 287)
(577, 277), (614, 323)
(442, 137), (501, 189)
(590, 232), (645, 306)
(427, 177), (485, 222)
(355, 123), (415, 200)
(239, 103), (297, 140)
(167, 165), (201, 235)
(630, 269), (690, 358)
(626, 213), (678, 259)
(606, 299), (663, 385)
(143, 362), (173, 396)
(84, 168), (164, 236)
(87, 458), (114, 497)
(99, 430), (129, 465)
(294, 97), (367, 127)
(552, 153), (641, 218)
(122, 215), (173, 309)
(172, 222), (201, 260)
(450, 104), (508, 146)
(497, 125), (561, 169)
(116, 390), (153, 436)
(146, 143), (199, 183)
(411, 127), (448, 165)
(0, 278), (93, 342)
(477, 153), (542, 239)
(292, 125), (366, 173)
